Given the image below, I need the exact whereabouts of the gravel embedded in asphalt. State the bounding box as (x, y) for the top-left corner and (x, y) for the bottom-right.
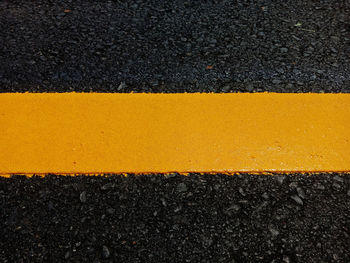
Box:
(1, 174), (350, 262)
(1, 0), (350, 262)
(0, 0), (349, 93)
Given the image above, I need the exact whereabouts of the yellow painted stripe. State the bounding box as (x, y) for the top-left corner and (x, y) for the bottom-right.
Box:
(0, 93), (349, 175)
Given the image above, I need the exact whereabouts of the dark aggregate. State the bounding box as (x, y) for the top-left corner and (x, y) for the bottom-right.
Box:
(1, 174), (350, 262)
(1, 0), (350, 262)
(0, 0), (350, 92)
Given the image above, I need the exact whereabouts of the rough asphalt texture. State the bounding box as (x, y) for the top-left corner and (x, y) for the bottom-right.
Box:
(1, 174), (350, 263)
(0, 0), (349, 93)
(1, 0), (350, 262)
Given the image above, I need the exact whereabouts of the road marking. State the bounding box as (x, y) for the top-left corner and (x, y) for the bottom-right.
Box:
(0, 93), (349, 175)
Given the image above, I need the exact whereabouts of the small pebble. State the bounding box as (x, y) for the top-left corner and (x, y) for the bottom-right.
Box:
(291, 195), (303, 205)
(333, 176), (344, 183)
(316, 184), (325, 190)
(102, 245), (110, 258)
(64, 250), (71, 259)
(276, 176), (285, 184)
(269, 226), (280, 236)
(296, 187), (306, 199)
(117, 81), (127, 91)
(80, 191), (87, 203)
(221, 85), (231, 92)
(107, 208), (115, 214)
(177, 182), (188, 192)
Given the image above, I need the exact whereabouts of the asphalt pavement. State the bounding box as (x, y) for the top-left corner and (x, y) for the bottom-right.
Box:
(1, 174), (350, 263)
(0, 0), (349, 93)
(1, 0), (350, 262)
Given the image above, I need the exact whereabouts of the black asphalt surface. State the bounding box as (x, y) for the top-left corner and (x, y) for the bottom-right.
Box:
(0, 0), (349, 93)
(1, 174), (350, 263)
(1, 0), (350, 262)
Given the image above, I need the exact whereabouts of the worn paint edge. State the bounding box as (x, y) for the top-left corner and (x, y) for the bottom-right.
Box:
(1, 171), (350, 178)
